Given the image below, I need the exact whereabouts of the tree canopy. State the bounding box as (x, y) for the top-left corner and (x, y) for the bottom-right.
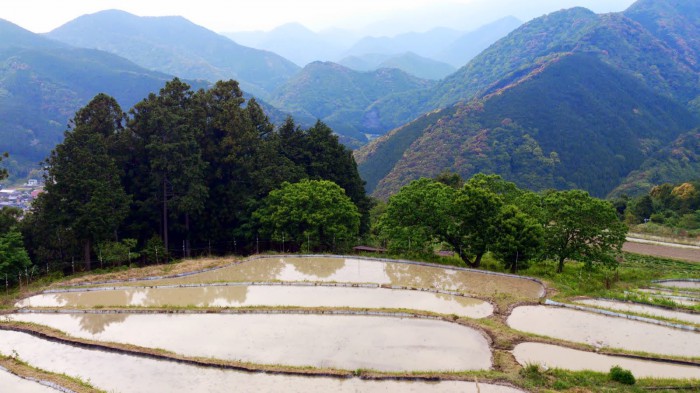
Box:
(24, 79), (370, 270)
(254, 179), (361, 252)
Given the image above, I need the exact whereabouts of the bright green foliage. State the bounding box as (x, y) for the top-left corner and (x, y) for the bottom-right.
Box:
(453, 182), (504, 267)
(609, 366), (635, 385)
(492, 205), (544, 273)
(380, 176), (506, 267)
(0, 229), (31, 283)
(254, 180), (360, 251)
(542, 190), (628, 273)
(142, 235), (167, 265)
(37, 93), (130, 270)
(96, 239), (139, 268)
(381, 178), (457, 255)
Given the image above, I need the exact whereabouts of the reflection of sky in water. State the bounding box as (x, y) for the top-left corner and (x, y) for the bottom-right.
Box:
(7, 313), (493, 372)
(0, 330), (522, 393)
(508, 306), (700, 358)
(513, 342), (700, 379)
(658, 281), (700, 290)
(16, 285), (493, 318)
(575, 299), (700, 325)
(0, 368), (61, 393)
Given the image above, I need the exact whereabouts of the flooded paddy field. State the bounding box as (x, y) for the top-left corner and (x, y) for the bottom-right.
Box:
(85, 256), (544, 299)
(656, 280), (700, 290)
(512, 342), (700, 380)
(574, 299), (700, 325)
(0, 368), (63, 393)
(0, 330), (522, 393)
(16, 285), (494, 318)
(507, 305), (700, 358)
(8, 312), (492, 372)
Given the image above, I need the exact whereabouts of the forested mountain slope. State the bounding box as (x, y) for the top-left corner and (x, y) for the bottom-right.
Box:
(357, 0), (700, 198)
(0, 19), (183, 176)
(46, 10), (300, 99)
(271, 62), (434, 144)
(360, 53), (698, 199)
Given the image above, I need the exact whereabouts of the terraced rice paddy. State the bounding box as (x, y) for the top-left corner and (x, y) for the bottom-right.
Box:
(574, 298), (700, 325)
(507, 305), (700, 358)
(16, 285), (494, 318)
(6, 255), (700, 391)
(0, 368), (61, 393)
(94, 256), (544, 299)
(8, 312), (492, 372)
(0, 330), (522, 393)
(512, 342), (700, 379)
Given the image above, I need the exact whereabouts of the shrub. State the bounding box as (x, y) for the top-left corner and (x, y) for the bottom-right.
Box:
(609, 366), (635, 385)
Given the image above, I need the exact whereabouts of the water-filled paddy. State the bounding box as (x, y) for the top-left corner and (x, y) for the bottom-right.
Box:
(91, 256), (544, 299)
(9, 313), (492, 372)
(0, 369), (61, 393)
(575, 299), (700, 325)
(16, 285), (493, 318)
(507, 306), (700, 358)
(512, 342), (700, 379)
(0, 330), (521, 393)
(657, 281), (700, 290)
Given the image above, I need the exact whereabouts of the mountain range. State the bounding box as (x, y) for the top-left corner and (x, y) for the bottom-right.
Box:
(46, 10), (301, 100)
(356, 0), (700, 198)
(0, 18), (189, 177)
(1, 0), (698, 200)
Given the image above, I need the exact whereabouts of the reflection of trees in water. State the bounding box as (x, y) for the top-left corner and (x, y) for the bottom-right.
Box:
(70, 313), (129, 335)
(55, 290), (132, 308)
(138, 286), (249, 307)
(191, 258), (287, 283)
(287, 258), (346, 279)
(385, 263), (461, 291)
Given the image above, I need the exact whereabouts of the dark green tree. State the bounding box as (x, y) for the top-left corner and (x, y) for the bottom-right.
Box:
(128, 78), (207, 256)
(492, 205), (544, 273)
(39, 94), (130, 270)
(543, 190), (628, 273)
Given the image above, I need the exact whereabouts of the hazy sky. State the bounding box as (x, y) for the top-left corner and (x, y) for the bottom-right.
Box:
(2, 0), (637, 34)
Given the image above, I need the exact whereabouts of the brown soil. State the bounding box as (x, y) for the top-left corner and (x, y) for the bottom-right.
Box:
(53, 257), (238, 288)
(623, 242), (700, 263)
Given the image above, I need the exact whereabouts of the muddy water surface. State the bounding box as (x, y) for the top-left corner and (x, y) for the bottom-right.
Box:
(0, 331), (522, 393)
(0, 369), (61, 393)
(575, 299), (700, 325)
(16, 285), (494, 318)
(513, 342), (700, 379)
(507, 306), (700, 358)
(104, 257), (543, 299)
(657, 281), (700, 290)
(9, 313), (492, 372)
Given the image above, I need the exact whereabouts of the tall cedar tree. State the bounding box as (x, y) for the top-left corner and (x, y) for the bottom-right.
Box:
(38, 94), (130, 270)
(128, 79), (207, 256)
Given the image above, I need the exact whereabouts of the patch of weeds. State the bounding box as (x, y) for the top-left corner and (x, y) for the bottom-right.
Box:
(609, 366), (636, 385)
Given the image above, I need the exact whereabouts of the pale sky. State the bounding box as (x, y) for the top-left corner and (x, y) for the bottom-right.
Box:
(1, 0), (637, 34)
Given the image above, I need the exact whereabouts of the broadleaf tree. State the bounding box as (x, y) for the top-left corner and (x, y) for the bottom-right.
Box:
(543, 189), (628, 273)
(254, 179), (360, 252)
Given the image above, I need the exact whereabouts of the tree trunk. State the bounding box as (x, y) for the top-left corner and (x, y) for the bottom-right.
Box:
(162, 177), (169, 254)
(473, 252), (484, 268)
(457, 249), (473, 267)
(185, 213), (191, 258)
(557, 256), (565, 273)
(83, 239), (91, 271)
